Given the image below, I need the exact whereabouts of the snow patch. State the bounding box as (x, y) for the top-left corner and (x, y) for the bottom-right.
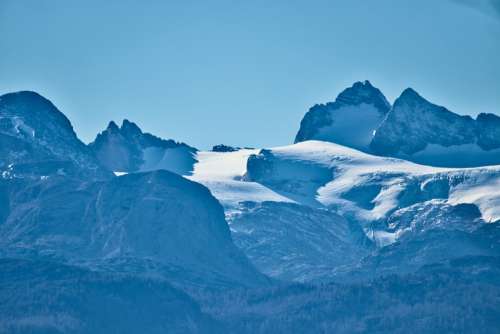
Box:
(315, 103), (385, 151)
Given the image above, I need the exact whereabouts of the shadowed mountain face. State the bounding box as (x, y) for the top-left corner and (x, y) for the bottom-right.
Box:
(295, 82), (500, 167)
(0, 91), (112, 180)
(0, 170), (268, 288)
(0, 92), (265, 287)
(89, 119), (197, 175)
(371, 88), (476, 155)
(0, 92), (272, 331)
(370, 88), (500, 167)
(295, 81), (391, 151)
(229, 201), (374, 282)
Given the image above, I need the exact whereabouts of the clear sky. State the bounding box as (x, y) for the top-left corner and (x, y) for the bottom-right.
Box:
(1, 0), (499, 149)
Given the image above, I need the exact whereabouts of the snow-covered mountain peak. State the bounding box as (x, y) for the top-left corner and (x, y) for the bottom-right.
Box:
(294, 81), (391, 150)
(294, 82), (500, 168)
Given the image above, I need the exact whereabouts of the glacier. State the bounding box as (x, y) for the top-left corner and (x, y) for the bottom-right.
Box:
(186, 140), (500, 282)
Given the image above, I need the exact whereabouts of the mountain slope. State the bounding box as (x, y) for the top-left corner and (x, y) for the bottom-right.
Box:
(0, 170), (268, 288)
(371, 88), (500, 167)
(187, 140), (500, 281)
(189, 149), (293, 210)
(229, 201), (373, 282)
(244, 141), (500, 227)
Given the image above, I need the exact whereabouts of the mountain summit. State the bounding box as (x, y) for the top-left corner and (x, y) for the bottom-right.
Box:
(295, 82), (500, 167)
(89, 119), (197, 175)
(371, 88), (500, 167)
(294, 80), (390, 151)
(371, 87), (477, 155)
(0, 91), (110, 179)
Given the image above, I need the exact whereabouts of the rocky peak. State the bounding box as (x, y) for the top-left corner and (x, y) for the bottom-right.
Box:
(0, 91), (76, 140)
(294, 81), (391, 149)
(89, 119), (197, 174)
(398, 87), (421, 100)
(370, 89), (477, 155)
(106, 120), (120, 132)
(294, 81), (500, 167)
(121, 119), (142, 137)
(370, 88), (500, 167)
(335, 80), (391, 112)
(0, 91), (111, 179)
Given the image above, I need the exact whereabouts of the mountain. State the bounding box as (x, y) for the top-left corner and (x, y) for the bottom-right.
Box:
(295, 82), (500, 167)
(89, 119), (197, 175)
(294, 80), (391, 151)
(0, 91), (111, 179)
(188, 140), (500, 282)
(1, 88), (499, 332)
(0, 170), (267, 288)
(371, 88), (500, 167)
(0, 91), (267, 288)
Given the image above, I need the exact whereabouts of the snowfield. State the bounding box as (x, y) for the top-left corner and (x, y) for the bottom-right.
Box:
(189, 149), (293, 211)
(190, 141), (500, 247)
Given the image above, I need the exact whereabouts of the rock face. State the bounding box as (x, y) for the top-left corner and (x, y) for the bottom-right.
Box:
(370, 89), (500, 167)
(229, 201), (373, 282)
(212, 144), (239, 152)
(371, 88), (476, 155)
(89, 119), (197, 175)
(0, 170), (267, 288)
(294, 80), (391, 151)
(295, 82), (500, 167)
(0, 90), (272, 332)
(0, 91), (111, 179)
(476, 112), (500, 150)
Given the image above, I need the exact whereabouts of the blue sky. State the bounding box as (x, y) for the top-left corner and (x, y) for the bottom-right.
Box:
(1, 0), (499, 149)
